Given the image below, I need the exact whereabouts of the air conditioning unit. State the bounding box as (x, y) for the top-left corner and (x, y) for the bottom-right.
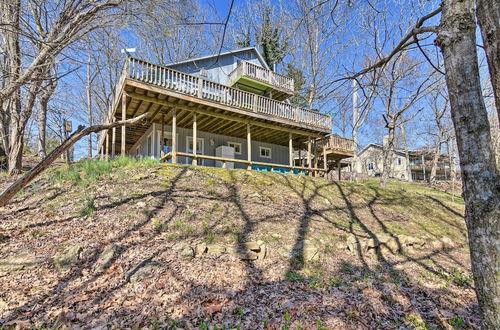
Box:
(215, 145), (235, 169)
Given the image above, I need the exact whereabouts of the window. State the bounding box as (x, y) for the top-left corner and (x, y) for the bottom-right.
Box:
(396, 157), (402, 166)
(259, 146), (271, 159)
(147, 134), (153, 156)
(186, 136), (204, 154)
(227, 141), (242, 155)
(368, 162), (374, 170)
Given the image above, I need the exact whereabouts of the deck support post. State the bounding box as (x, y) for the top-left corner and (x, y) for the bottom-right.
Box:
(172, 109), (177, 164)
(323, 146), (327, 171)
(247, 124), (252, 170)
(192, 112), (197, 166)
(289, 132), (293, 168)
(111, 116), (116, 158)
(105, 131), (109, 161)
(307, 137), (312, 176)
(161, 114), (165, 158)
(337, 160), (342, 180)
(121, 94), (126, 156)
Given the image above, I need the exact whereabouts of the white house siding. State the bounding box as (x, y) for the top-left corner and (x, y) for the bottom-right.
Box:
(355, 145), (408, 179)
(129, 124), (291, 169)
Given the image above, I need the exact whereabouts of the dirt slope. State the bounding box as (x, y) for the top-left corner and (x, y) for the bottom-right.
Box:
(0, 159), (478, 329)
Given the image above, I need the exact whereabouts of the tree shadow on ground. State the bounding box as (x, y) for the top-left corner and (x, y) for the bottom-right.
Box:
(0, 167), (479, 328)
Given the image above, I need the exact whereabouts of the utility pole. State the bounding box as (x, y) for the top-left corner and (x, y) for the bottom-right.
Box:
(352, 79), (359, 181)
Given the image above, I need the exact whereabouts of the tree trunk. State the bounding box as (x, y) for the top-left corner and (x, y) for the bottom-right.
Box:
(430, 140), (441, 183)
(380, 128), (395, 187)
(400, 123), (413, 182)
(437, 0), (500, 327)
(476, 0), (500, 123)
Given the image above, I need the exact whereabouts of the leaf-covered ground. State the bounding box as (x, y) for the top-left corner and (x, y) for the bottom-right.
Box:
(0, 158), (478, 329)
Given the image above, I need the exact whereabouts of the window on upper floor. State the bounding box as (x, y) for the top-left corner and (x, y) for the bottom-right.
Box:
(397, 157), (402, 166)
(368, 162), (374, 170)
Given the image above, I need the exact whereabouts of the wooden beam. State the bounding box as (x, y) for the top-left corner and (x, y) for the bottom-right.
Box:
(111, 116), (116, 157)
(247, 124), (252, 170)
(172, 108), (177, 164)
(121, 94), (126, 156)
(323, 146), (327, 170)
(307, 137), (312, 169)
(126, 91), (324, 138)
(161, 113), (165, 158)
(192, 112), (197, 166)
(105, 131), (109, 161)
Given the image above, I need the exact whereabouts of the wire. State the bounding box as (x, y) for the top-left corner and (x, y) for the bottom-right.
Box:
(212, 0), (235, 66)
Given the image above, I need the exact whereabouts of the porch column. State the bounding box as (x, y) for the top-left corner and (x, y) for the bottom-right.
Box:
(161, 113), (165, 158)
(172, 109), (177, 164)
(247, 123), (252, 170)
(323, 146), (327, 170)
(121, 94), (126, 156)
(105, 130), (109, 161)
(307, 137), (312, 168)
(337, 160), (342, 180)
(192, 112), (197, 166)
(111, 116), (116, 158)
(298, 148), (302, 167)
(289, 132), (293, 167)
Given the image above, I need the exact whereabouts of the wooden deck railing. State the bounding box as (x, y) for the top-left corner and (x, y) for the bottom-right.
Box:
(326, 135), (355, 153)
(123, 58), (330, 130)
(228, 61), (295, 92)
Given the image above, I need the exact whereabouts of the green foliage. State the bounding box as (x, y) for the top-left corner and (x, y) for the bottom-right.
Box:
(440, 268), (473, 288)
(404, 314), (431, 330)
(285, 62), (308, 108)
(79, 195), (96, 217)
(447, 316), (465, 329)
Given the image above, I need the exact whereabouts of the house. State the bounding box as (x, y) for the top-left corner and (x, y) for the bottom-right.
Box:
(97, 47), (354, 174)
(354, 143), (452, 181)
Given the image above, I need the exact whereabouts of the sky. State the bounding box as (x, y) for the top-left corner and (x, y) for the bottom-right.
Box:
(46, 0), (492, 160)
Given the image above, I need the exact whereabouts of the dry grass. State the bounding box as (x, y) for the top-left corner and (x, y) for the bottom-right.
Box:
(0, 159), (477, 329)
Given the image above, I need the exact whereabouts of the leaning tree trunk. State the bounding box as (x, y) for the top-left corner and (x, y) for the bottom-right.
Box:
(0, 112), (148, 208)
(476, 0), (500, 123)
(437, 0), (500, 327)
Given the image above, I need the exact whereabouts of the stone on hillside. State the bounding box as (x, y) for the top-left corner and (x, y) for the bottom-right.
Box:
(196, 242), (208, 255)
(135, 201), (147, 209)
(257, 244), (267, 259)
(126, 259), (163, 282)
(242, 241), (263, 251)
(54, 245), (82, 271)
(206, 244), (227, 254)
(95, 244), (120, 273)
(346, 235), (367, 255)
(432, 236), (455, 250)
(172, 243), (195, 259)
(397, 234), (426, 247)
(271, 233), (282, 239)
(0, 252), (44, 273)
(229, 248), (259, 260)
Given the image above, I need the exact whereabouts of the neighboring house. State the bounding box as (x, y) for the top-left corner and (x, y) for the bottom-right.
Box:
(355, 143), (452, 181)
(97, 47), (354, 174)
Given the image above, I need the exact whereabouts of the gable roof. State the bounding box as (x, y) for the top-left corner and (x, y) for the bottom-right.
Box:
(165, 46), (270, 70)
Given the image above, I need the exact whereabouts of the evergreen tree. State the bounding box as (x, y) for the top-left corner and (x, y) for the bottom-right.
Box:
(255, 7), (289, 69)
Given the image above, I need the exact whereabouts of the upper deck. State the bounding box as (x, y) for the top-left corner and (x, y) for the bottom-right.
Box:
(118, 58), (331, 132)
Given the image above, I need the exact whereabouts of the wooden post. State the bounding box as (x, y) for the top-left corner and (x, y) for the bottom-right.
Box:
(337, 160), (342, 180)
(323, 146), (327, 170)
(121, 94), (126, 156)
(111, 116), (116, 158)
(172, 109), (177, 164)
(289, 132), (293, 167)
(247, 123), (252, 170)
(192, 112), (197, 166)
(307, 137), (312, 168)
(298, 148), (302, 167)
(161, 113), (165, 158)
(105, 131), (109, 161)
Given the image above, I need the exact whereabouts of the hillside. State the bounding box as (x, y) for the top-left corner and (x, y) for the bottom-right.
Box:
(0, 159), (478, 329)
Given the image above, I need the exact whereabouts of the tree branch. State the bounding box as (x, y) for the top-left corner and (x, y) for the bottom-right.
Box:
(0, 112), (148, 208)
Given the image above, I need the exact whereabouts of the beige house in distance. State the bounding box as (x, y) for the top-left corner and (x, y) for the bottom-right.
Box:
(355, 143), (409, 180)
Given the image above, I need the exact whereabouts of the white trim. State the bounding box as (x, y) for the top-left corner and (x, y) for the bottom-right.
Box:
(146, 133), (153, 157)
(227, 141), (242, 155)
(259, 146), (272, 159)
